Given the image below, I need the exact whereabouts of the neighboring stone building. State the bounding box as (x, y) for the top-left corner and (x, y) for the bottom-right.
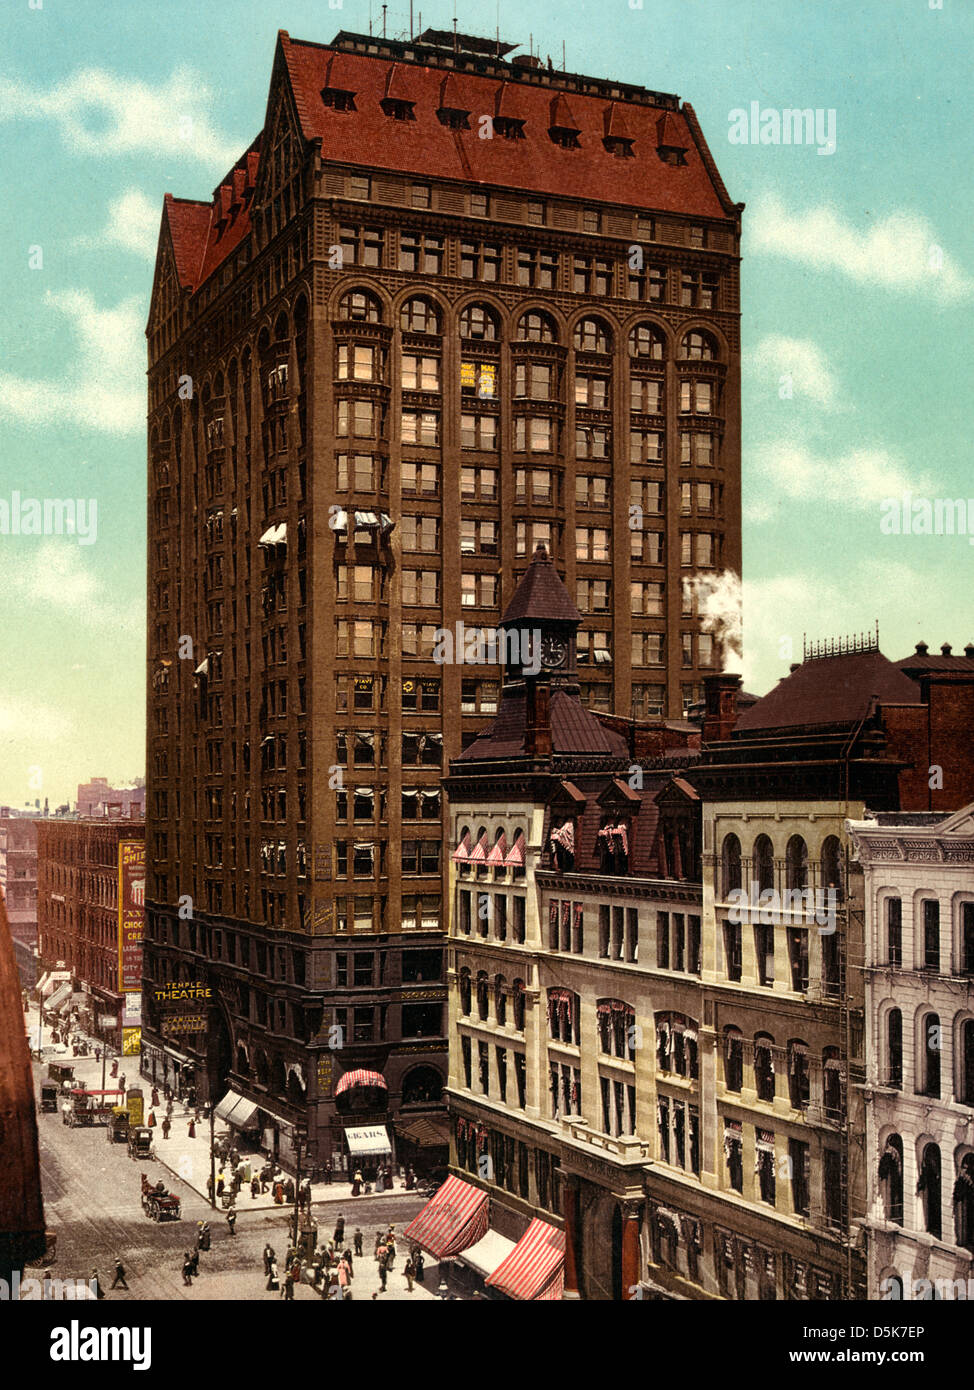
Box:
(76, 778), (145, 820)
(36, 820), (146, 1055)
(0, 815), (38, 987)
(143, 24), (742, 1173)
(847, 809), (974, 1300)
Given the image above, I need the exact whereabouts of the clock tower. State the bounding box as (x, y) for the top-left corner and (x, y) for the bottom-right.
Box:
(497, 544), (581, 692)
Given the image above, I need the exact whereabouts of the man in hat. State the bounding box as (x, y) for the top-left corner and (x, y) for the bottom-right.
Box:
(110, 1258), (129, 1290)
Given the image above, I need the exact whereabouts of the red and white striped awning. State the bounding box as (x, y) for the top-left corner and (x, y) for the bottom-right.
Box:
(484, 1218), (565, 1300)
(451, 831), (471, 863)
(403, 1175), (489, 1258)
(467, 832), (490, 864)
(486, 832), (508, 866)
(334, 1069), (387, 1096)
(504, 832), (525, 868)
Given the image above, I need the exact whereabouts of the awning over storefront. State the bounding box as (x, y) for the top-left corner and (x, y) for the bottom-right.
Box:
(458, 1229), (517, 1280)
(335, 1068), (387, 1096)
(404, 1175), (489, 1258)
(485, 1218), (565, 1300)
(394, 1116), (451, 1149)
(214, 1090), (259, 1129)
(344, 1124), (393, 1158)
(39, 971), (70, 999)
(47, 982), (72, 1011)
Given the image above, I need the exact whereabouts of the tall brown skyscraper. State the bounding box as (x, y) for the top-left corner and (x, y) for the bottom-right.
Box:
(143, 27), (741, 1173)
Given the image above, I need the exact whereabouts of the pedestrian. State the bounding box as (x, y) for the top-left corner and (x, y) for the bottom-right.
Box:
(351, 1169), (361, 1197)
(403, 1257), (415, 1293)
(251, 1174), (261, 1200)
(110, 1060), (117, 1079)
(386, 1232), (396, 1269)
(375, 1169), (384, 1194)
(282, 1269), (295, 1300)
(374, 1230), (384, 1257)
(182, 1253), (193, 1287)
(199, 1221), (210, 1251)
(333, 1213), (345, 1245)
(166, 1099), (173, 1119)
(337, 1256), (350, 1291)
(342, 1247), (354, 1278)
(151, 1088), (160, 1109)
(95, 1046), (101, 1063)
(161, 1116), (170, 1139)
(266, 1260), (279, 1293)
(110, 1259), (128, 1290)
(206, 1173), (214, 1202)
(377, 1253), (388, 1292)
(273, 1180), (284, 1206)
(354, 1228), (363, 1257)
(405, 1166), (416, 1191)
(226, 1207), (236, 1236)
(188, 1119), (196, 1139)
(148, 1110), (157, 1129)
(262, 1243), (275, 1276)
(414, 1249), (425, 1285)
(91, 1269), (105, 1300)
(324, 1161), (332, 1186)
(216, 1174), (225, 1199)
(119, 1074), (126, 1093)
(188, 1249), (199, 1277)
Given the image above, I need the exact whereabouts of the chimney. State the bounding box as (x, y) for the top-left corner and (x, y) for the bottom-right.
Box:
(965, 644), (974, 659)
(702, 672), (742, 743)
(915, 641), (928, 656)
(941, 643), (952, 657)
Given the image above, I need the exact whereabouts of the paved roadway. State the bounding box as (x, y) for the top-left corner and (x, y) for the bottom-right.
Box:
(29, 1031), (439, 1300)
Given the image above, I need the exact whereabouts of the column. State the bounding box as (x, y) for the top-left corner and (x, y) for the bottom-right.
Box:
(620, 1199), (644, 1299)
(562, 1175), (581, 1301)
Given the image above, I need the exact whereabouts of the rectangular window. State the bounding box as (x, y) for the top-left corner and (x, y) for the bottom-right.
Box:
(789, 1139), (810, 1217)
(656, 911), (670, 969)
(923, 899), (939, 970)
(887, 897), (903, 966)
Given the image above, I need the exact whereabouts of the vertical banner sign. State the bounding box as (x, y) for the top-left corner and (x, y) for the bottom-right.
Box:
(118, 841), (146, 1012)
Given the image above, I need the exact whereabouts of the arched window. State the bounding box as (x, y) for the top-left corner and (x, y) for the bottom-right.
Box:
(680, 329), (718, 361)
(597, 999), (634, 1058)
(919, 1012), (941, 1097)
(918, 1143), (942, 1239)
(786, 835), (808, 891)
(402, 1065), (443, 1105)
(628, 323), (665, 360)
(955, 1152), (974, 1251)
(574, 317), (611, 353)
(516, 310), (558, 344)
(822, 1046), (842, 1117)
(400, 297), (440, 334)
(458, 966), (471, 1016)
(459, 303), (499, 341)
(754, 835), (774, 894)
(655, 1012), (698, 1078)
(255, 1050), (269, 1086)
(338, 289), (382, 323)
(550, 988), (580, 1045)
(754, 1033), (776, 1102)
(476, 970), (489, 1021)
(512, 978), (525, 1031)
(887, 1007), (903, 1089)
(723, 1026), (743, 1092)
(886, 897), (903, 966)
(879, 1135), (904, 1225)
(960, 1018), (974, 1105)
(494, 975), (507, 1027)
(286, 1067), (306, 1105)
(820, 836), (842, 893)
(236, 1044), (249, 1077)
(788, 1040), (810, 1109)
(721, 833), (742, 898)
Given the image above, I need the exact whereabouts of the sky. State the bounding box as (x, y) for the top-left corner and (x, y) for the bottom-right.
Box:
(0, 0), (971, 808)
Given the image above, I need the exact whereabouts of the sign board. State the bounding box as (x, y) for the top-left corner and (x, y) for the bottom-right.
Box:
(122, 1026), (141, 1056)
(124, 992), (142, 1027)
(99, 1014), (117, 1030)
(152, 983), (212, 1003)
(117, 841), (145, 995)
(127, 1090), (144, 1126)
(161, 1014), (208, 1036)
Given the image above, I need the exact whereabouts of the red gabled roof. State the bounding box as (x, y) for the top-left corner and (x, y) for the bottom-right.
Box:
(163, 195), (211, 289)
(734, 651), (922, 735)
(160, 134), (261, 295)
(279, 32), (734, 216)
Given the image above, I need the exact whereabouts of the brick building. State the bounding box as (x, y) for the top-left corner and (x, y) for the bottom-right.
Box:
(143, 26), (741, 1173)
(36, 820), (146, 1053)
(76, 778), (146, 820)
(0, 815), (39, 986)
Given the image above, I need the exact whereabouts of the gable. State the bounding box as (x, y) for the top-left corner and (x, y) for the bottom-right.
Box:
(253, 50), (308, 221)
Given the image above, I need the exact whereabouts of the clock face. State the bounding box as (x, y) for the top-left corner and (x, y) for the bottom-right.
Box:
(540, 634), (568, 669)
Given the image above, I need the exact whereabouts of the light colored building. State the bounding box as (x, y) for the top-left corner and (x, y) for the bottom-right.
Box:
(847, 808), (974, 1300)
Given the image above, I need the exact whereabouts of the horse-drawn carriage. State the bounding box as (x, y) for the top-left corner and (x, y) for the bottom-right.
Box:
(63, 1089), (125, 1127)
(128, 1126), (154, 1160)
(140, 1173), (181, 1222)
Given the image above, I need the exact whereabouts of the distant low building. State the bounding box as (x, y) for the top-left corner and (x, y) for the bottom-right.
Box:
(75, 777), (145, 820)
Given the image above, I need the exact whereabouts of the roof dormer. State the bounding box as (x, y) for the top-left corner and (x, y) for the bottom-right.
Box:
(549, 93), (581, 148)
(603, 101), (634, 157)
(381, 63), (416, 121)
(436, 72), (470, 129)
(656, 111), (688, 165)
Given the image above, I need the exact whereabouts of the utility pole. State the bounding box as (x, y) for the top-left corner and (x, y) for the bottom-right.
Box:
(209, 1103), (216, 1211)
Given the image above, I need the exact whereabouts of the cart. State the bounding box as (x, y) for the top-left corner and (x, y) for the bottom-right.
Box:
(128, 1126), (154, 1160)
(107, 1109), (130, 1144)
(47, 1061), (75, 1086)
(141, 1173), (180, 1222)
(65, 1089), (126, 1128)
(40, 1082), (60, 1113)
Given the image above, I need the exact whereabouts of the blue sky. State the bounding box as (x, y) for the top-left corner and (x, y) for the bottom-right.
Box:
(0, 0), (971, 807)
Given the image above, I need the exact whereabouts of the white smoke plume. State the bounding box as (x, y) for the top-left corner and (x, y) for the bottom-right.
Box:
(683, 570), (743, 671)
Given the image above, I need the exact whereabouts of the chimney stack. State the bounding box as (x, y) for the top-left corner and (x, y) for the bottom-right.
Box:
(965, 644), (974, 658)
(941, 643), (952, 656)
(702, 672), (742, 744)
(915, 641), (928, 656)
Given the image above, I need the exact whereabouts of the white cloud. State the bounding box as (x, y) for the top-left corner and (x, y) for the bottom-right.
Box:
(748, 439), (933, 516)
(79, 189), (160, 260)
(748, 334), (839, 409)
(0, 696), (73, 743)
(0, 67), (239, 168)
(749, 194), (973, 304)
(0, 289), (144, 435)
(0, 542), (143, 633)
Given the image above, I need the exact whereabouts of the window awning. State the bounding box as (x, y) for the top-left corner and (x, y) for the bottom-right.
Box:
(335, 1068), (387, 1096)
(194, 657), (209, 677)
(394, 1116), (451, 1149)
(458, 1229), (517, 1280)
(39, 971), (70, 998)
(403, 1175), (489, 1258)
(504, 832), (525, 868)
(451, 831), (471, 863)
(344, 1124), (392, 1158)
(467, 832), (490, 864)
(47, 981), (72, 1011)
(485, 1218), (565, 1300)
(486, 832), (508, 866)
(258, 522), (287, 546)
(214, 1090), (259, 1129)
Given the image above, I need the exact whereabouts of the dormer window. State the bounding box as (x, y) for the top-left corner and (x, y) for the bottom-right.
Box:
(550, 125), (580, 149)
(321, 87), (356, 112)
(494, 116), (525, 140)
(438, 106), (470, 130)
(381, 97), (415, 121)
(604, 135), (634, 158)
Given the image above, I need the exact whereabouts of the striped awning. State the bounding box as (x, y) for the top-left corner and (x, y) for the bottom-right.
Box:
(486, 832), (508, 866)
(467, 832), (490, 864)
(451, 831), (471, 863)
(335, 1069), (387, 1096)
(504, 832), (525, 868)
(403, 1175), (489, 1258)
(485, 1218), (565, 1300)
